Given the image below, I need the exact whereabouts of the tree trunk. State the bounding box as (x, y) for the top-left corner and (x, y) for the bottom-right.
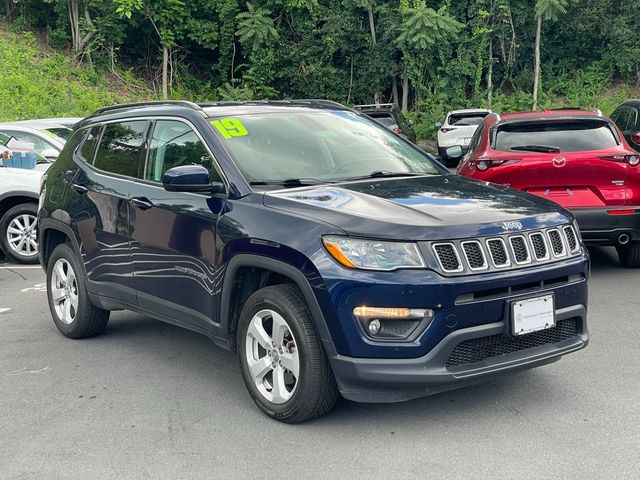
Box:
(532, 15), (542, 111)
(392, 76), (398, 107)
(367, 3), (381, 105)
(68, 0), (80, 52)
(487, 37), (493, 108)
(402, 66), (409, 112)
(162, 45), (169, 100)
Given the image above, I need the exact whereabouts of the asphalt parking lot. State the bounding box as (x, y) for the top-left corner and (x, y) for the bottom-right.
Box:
(1, 247), (638, 480)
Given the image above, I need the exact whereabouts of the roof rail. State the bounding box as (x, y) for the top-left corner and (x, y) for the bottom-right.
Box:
(353, 103), (395, 110)
(92, 100), (203, 115)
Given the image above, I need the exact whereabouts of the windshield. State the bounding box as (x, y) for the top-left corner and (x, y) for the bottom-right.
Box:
(495, 120), (619, 153)
(0, 132), (10, 146)
(209, 111), (438, 184)
(448, 113), (489, 126)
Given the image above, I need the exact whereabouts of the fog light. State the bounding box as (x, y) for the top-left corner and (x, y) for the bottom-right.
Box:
(368, 319), (381, 336)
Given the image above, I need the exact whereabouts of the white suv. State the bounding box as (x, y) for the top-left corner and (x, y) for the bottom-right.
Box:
(436, 109), (491, 166)
(0, 134), (50, 263)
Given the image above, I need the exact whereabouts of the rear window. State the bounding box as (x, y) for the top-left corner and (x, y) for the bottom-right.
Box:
(448, 113), (489, 126)
(370, 115), (396, 127)
(494, 120), (618, 153)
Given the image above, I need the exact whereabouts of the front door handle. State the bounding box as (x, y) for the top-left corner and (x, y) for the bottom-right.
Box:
(129, 197), (154, 210)
(71, 183), (88, 194)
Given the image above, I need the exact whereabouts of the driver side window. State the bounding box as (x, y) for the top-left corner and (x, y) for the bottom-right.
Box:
(145, 120), (221, 183)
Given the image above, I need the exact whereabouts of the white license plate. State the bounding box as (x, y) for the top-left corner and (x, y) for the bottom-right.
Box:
(511, 295), (555, 336)
(463, 137), (472, 145)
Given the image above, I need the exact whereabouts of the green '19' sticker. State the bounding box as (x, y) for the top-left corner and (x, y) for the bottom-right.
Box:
(211, 118), (248, 139)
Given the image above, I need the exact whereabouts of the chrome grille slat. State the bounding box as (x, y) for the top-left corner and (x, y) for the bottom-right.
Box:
(429, 224), (582, 276)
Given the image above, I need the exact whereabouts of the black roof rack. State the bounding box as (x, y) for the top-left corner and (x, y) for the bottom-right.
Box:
(548, 107), (602, 115)
(92, 100), (203, 115)
(200, 99), (347, 109)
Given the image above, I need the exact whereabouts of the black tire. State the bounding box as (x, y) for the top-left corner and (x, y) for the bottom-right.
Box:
(617, 241), (640, 268)
(46, 243), (109, 338)
(237, 284), (339, 423)
(0, 203), (39, 264)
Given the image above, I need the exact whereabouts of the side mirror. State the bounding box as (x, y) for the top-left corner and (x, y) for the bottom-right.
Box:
(446, 145), (464, 160)
(162, 165), (225, 194)
(434, 122), (443, 129)
(41, 148), (59, 161)
(407, 119), (415, 126)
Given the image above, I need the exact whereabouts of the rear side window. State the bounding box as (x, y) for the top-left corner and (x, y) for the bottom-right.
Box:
(612, 107), (637, 132)
(448, 113), (489, 126)
(94, 121), (148, 177)
(494, 120), (618, 153)
(145, 120), (220, 183)
(80, 126), (102, 162)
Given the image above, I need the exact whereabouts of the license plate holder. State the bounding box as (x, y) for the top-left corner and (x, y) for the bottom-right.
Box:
(511, 294), (555, 336)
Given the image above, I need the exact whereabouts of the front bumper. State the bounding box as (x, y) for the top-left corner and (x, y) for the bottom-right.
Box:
(573, 207), (640, 245)
(326, 304), (588, 403)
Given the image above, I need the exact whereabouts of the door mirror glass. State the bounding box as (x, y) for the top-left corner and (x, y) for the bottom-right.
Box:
(41, 148), (59, 160)
(162, 165), (224, 193)
(446, 145), (464, 159)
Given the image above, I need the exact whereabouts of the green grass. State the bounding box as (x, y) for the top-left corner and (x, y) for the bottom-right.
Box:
(0, 25), (150, 121)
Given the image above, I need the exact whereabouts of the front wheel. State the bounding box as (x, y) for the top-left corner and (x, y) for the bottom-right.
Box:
(237, 284), (339, 423)
(0, 203), (39, 263)
(617, 241), (640, 268)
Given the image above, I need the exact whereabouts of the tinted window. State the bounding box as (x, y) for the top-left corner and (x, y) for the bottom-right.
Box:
(448, 113), (489, 126)
(612, 107), (637, 132)
(94, 121), (148, 177)
(468, 123), (485, 153)
(494, 120), (618, 153)
(46, 127), (73, 140)
(209, 111), (439, 183)
(146, 120), (220, 182)
(371, 116), (396, 127)
(80, 126), (102, 162)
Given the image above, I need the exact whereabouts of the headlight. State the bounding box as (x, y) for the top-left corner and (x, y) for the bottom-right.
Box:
(322, 235), (426, 271)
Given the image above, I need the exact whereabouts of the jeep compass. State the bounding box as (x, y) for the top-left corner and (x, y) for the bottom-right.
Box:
(38, 100), (589, 423)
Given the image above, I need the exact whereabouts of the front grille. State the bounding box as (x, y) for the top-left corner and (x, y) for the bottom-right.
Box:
(509, 236), (530, 263)
(446, 319), (579, 368)
(462, 241), (487, 270)
(428, 224), (581, 276)
(433, 243), (462, 272)
(548, 229), (565, 256)
(530, 233), (548, 260)
(487, 238), (509, 267)
(564, 226), (578, 252)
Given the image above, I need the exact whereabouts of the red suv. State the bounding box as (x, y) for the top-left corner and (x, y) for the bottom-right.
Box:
(452, 109), (640, 267)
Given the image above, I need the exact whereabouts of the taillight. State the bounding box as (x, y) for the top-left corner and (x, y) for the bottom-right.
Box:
(631, 132), (640, 144)
(599, 154), (640, 166)
(474, 159), (520, 171)
(39, 173), (47, 195)
(440, 127), (457, 134)
(393, 127), (402, 134)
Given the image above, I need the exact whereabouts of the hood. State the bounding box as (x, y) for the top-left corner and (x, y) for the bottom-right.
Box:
(262, 175), (571, 240)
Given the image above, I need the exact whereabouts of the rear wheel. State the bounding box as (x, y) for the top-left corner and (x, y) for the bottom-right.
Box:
(0, 203), (39, 264)
(46, 243), (109, 338)
(617, 241), (640, 268)
(237, 284), (339, 423)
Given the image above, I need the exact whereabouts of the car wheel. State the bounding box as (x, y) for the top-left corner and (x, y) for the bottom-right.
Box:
(617, 241), (640, 268)
(46, 243), (109, 338)
(237, 284), (339, 423)
(0, 203), (39, 264)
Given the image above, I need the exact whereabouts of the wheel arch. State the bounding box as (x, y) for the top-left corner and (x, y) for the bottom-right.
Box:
(0, 192), (39, 221)
(38, 218), (83, 271)
(219, 254), (332, 351)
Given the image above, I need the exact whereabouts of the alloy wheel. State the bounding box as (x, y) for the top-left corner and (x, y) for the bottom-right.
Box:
(50, 258), (79, 325)
(6, 214), (38, 257)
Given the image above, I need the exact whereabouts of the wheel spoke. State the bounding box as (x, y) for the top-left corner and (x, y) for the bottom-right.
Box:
(15, 237), (26, 253)
(54, 261), (67, 283)
(22, 215), (33, 230)
(248, 356), (271, 382)
(63, 299), (72, 322)
(7, 226), (22, 235)
(51, 287), (66, 303)
(11, 218), (24, 231)
(28, 238), (38, 252)
(271, 311), (289, 346)
(247, 318), (272, 350)
(271, 368), (289, 403)
(280, 352), (299, 379)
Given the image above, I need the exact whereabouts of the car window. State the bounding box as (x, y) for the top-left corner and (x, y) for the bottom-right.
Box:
(145, 120), (220, 183)
(611, 107), (635, 132)
(370, 116), (396, 127)
(80, 126), (102, 162)
(447, 113), (489, 126)
(468, 123), (485, 153)
(209, 111), (439, 183)
(46, 127), (73, 141)
(0, 130), (53, 155)
(494, 120), (618, 153)
(93, 121), (148, 177)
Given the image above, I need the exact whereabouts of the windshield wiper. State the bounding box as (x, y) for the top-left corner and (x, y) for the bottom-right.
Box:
(338, 170), (431, 182)
(250, 178), (335, 188)
(510, 145), (561, 153)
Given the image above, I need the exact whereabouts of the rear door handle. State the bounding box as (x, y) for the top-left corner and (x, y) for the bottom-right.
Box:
(129, 197), (154, 210)
(71, 183), (88, 194)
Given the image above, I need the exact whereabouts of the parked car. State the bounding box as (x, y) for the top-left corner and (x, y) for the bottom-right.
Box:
(455, 108), (640, 267)
(39, 100), (589, 423)
(0, 123), (66, 161)
(611, 100), (640, 152)
(436, 109), (492, 166)
(0, 132), (50, 263)
(354, 103), (417, 143)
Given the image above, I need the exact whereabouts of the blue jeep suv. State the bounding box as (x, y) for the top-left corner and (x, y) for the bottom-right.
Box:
(38, 100), (589, 422)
